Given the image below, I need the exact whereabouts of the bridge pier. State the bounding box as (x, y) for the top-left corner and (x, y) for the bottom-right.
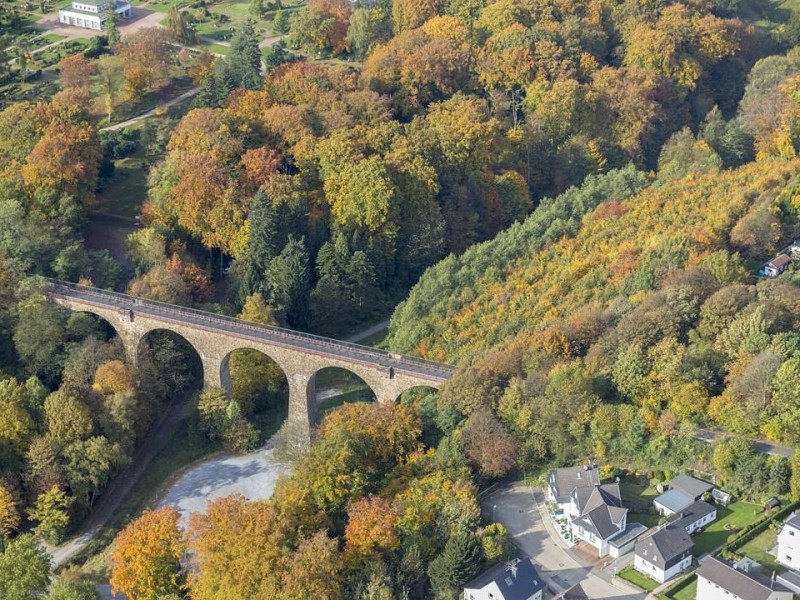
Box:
(47, 281), (453, 456)
(204, 354), (233, 398)
(284, 371), (317, 453)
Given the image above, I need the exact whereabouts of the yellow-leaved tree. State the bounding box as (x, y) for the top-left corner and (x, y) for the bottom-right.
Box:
(110, 506), (184, 600)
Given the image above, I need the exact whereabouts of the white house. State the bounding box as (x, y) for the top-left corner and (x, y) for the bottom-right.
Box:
(633, 523), (693, 584)
(667, 500), (717, 535)
(546, 465), (600, 517)
(777, 513), (800, 571)
(761, 254), (792, 278)
(463, 558), (544, 600)
(570, 483), (628, 557)
(697, 556), (793, 600)
(59, 0), (131, 30)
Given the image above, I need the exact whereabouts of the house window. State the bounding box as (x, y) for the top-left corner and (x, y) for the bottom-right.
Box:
(787, 555), (793, 562)
(791, 530), (795, 537)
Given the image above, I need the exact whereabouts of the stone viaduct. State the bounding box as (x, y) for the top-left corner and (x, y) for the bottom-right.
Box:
(46, 280), (454, 452)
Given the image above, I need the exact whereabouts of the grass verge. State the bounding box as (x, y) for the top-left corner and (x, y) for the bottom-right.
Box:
(619, 565), (659, 592)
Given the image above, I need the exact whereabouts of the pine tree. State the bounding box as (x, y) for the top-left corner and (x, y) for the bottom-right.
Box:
(316, 232), (349, 287)
(249, 191), (282, 277)
(226, 21), (262, 90)
(102, 1), (120, 46)
(346, 251), (377, 309)
(427, 531), (482, 600)
(272, 9), (290, 34)
(266, 236), (310, 328)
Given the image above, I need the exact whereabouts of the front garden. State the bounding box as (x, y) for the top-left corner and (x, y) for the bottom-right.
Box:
(619, 565), (659, 592)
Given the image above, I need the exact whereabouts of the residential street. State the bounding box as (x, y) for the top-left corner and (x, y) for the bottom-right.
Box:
(695, 428), (794, 457)
(481, 484), (645, 599)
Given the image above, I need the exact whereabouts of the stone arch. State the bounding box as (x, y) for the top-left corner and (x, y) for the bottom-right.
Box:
(395, 384), (440, 404)
(67, 309), (121, 341)
(136, 327), (205, 396)
(53, 302), (140, 366)
(310, 366), (378, 425)
(219, 346), (290, 431)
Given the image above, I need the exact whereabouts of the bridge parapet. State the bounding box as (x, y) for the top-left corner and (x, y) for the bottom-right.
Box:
(44, 278), (454, 452)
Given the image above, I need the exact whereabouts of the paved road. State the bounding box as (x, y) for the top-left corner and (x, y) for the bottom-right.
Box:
(46, 280), (454, 382)
(101, 87), (200, 131)
(46, 396), (190, 566)
(695, 428), (794, 457)
(482, 484), (645, 599)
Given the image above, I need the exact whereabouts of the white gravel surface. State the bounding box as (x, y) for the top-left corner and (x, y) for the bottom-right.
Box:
(159, 444), (292, 527)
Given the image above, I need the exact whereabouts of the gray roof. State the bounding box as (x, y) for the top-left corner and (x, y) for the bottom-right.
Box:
(654, 489), (694, 514)
(609, 522), (649, 548)
(667, 500), (716, 531)
(572, 484), (627, 540)
(783, 512), (800, 531)
(777, 569), (800, 592)
(463, 558), (544, 600)
(635, 523), (693, 566)
(699, 556), (791, 600)
(549, 466), (600, 502)
(669, 475), (714, 500)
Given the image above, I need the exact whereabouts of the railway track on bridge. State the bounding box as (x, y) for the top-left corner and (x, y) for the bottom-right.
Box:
(44, 278), (455, 383)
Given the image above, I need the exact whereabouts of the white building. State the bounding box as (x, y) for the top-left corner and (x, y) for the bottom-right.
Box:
(570, 483), (628, 557)
(761, 254), (792, 278)
(463, 558), (544, 600)
(546, 465), (600, 517)
(777, 513), (800, 571)
(59, 0), (131, 30)
(667, 500), (717, 535)
(697, 556), (793, 600)
(633, 523), (693, 584)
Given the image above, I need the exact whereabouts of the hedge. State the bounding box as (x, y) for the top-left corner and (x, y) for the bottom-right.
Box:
(658, 570), (697, 600)
(721, 500), (800, 557)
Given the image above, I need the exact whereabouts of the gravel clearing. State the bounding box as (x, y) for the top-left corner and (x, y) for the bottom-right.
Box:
(159, 442), (292, 527)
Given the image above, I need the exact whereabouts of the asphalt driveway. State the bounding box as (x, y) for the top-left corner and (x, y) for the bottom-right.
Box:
(481, 484), (646, 599)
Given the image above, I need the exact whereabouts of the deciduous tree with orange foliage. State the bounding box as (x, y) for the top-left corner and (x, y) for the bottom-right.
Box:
(58, 54), (95, 90)
(110, 506), (184, 600)
(21, 121), (102, 206)
(344, 495), (399, 560)
(118, 28), (172, 102)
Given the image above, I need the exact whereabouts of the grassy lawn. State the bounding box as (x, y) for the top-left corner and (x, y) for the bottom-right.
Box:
(619, 565), (659, 592)
(96, 153), (148, 218)
(131, 0), (180, 12)
(32, 32), (66, 45)
(201, 41), (230, 55)
(194, 20), (235, 41)
(665, 577), (698, 600)
(315, 367), (376, 418)
(692, 501), (762, 556)
(739, 527), (785, 575)
(739, 0), (800, 29)
(620, 479), (661, 527)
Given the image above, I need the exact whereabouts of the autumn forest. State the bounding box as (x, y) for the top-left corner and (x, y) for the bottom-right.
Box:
(3, 0), (800, 597)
